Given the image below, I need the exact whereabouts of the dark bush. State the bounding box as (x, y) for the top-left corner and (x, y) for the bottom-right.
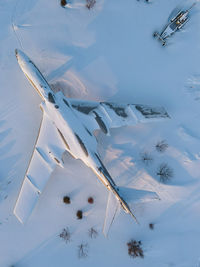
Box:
(149, 223), (154, 230)
(60, 0), (67, 7)
(88, 197), (94, 204)
(77, 210), (83, 219)
(127, 240), (144, 258)
(63, 196), (71, 204)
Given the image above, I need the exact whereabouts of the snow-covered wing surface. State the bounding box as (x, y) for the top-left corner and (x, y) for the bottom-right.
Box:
(70, 99), (169, 133)
(14, 113), (66, 223)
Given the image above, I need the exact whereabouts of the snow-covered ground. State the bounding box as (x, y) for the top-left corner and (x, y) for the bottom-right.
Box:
(1, 0), (200, 266)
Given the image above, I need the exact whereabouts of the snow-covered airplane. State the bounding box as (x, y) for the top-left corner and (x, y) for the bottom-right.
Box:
(14, 49), (169, 234)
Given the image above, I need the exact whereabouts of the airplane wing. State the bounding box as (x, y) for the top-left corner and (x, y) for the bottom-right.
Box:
(14, 112), (66, 223)
(69, 99), (169, 134)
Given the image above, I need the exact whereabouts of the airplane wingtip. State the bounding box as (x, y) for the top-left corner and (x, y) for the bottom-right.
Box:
(13, 208), (25, 224)
(129, 210), (140, 225)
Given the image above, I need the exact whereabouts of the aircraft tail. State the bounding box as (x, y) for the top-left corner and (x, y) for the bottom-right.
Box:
(103, 187), (159, 236)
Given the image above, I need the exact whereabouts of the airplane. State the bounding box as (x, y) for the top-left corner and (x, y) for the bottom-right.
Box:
(14, 49), (169, 235)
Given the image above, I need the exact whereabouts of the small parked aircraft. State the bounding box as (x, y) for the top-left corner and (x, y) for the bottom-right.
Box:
(153, 2), (196, 46)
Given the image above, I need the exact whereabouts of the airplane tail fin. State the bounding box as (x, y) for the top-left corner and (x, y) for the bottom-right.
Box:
(103, 187), (159, 236)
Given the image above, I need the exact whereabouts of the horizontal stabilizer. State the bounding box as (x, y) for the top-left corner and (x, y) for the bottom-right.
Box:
(103, 191), (120, 237)
(118, 187), (160, 204)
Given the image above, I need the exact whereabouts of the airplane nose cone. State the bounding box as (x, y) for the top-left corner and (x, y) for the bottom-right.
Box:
(15, 49), (27, 62)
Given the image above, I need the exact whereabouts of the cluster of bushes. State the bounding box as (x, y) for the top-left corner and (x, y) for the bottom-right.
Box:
(59, 226), (98, 258)
(63, 195), (94, 219)
(60, 195), (97, 258)
(140, 140), (173, 183)
(127, 240), (144, 258)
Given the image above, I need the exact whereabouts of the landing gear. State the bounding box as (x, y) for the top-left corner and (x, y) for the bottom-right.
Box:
(153, 31), (166, 46)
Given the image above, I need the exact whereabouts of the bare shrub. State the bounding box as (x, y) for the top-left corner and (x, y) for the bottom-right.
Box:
(77, 210), (83, 219)
(88, 227), (98, 238)
(149, 223), (154, 230)
(140, 152), (153, 165)
(78, 243), (89, 258)
(88, 197), (94, 204)
(127, 240), (144, 258)
(155, 140), (168, 153)
(59, 228), (71, 243)
(157, 163), (173, 182)
(86, 0), (96, 9)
